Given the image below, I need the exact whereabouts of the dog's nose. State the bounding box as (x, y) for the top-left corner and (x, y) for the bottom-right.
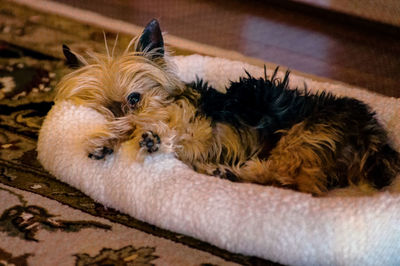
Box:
(127, 92), (141, 106)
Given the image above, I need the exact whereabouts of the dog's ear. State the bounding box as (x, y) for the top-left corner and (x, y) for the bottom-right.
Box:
(62, 44), (84, 69)
(136, 19), (164, 58)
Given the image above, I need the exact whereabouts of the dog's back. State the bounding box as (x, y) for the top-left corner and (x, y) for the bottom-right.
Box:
(189, 69), (400, 192)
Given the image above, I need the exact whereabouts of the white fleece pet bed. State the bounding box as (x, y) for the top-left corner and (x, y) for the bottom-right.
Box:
(37, 55), (400, 266)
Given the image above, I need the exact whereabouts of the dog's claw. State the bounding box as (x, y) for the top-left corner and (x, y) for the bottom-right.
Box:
(212, 168), (238, 182)
(140, 131), (161, 153)
(88, 146), (113, 160)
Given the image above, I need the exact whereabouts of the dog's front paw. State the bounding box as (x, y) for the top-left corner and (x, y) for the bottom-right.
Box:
(139, 131), (161, 153)
(88, 146), (113, 160)
(86, 132), (116, 160)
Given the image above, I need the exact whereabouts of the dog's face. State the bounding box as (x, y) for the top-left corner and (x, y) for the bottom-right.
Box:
(55, 19), (184, 119)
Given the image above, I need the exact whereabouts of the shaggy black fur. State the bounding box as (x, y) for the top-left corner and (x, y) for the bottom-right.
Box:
(190, 68), (340, 140)
(188, 67), (400, 189)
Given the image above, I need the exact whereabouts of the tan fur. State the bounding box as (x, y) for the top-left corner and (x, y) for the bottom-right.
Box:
(56, 44), (185, 159)
(56, 47), (261, 173)
(229, 121), (342, 195)
(56, 37), (398, 196)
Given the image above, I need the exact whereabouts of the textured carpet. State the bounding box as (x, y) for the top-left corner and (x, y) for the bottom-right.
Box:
(2, 0), (398, 265)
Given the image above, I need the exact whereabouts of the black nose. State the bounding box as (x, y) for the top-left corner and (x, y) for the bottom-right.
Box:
(127, 92), (141, 106)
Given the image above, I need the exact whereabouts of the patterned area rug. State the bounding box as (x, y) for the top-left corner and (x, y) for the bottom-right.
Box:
(0, 1), (278, 265)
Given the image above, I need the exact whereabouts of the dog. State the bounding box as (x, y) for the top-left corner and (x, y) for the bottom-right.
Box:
(55, 19), (400, 195)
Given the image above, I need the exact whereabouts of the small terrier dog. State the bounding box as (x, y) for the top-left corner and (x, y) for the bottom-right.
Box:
(56, 19), (400, 195)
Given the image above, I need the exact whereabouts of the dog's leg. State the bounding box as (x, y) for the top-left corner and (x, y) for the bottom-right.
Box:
(86, 125), (119, 160)
(169, 119), (258, 182)
(230, 121), (342, 195)
(86, 117), (134, 160)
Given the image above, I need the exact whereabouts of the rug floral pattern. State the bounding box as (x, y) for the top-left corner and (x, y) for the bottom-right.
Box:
(0, 1), (277, 265)
(0, 43), (244, 266)
(75, 246), (158, 266)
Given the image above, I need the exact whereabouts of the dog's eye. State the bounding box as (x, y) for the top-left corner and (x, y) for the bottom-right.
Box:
(127, 92), (141, 106)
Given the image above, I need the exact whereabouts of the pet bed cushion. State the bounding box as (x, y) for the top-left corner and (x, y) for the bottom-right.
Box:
(37, 55), (400, 266)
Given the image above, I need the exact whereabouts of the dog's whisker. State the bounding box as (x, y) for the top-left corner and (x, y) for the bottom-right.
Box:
(112, 33), (119, 58)
(103, 30), (110, 58)
(125, 36), (138, 55)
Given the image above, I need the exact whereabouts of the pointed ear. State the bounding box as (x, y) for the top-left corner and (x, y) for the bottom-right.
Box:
(136, 19), (164, 57)
(62, 44), (84, 69)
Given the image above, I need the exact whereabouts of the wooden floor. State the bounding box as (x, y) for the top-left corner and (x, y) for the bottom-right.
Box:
(53, 0), (400, 98)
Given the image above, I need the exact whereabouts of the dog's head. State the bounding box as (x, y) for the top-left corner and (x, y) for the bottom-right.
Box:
(55, 19), (184, 119)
